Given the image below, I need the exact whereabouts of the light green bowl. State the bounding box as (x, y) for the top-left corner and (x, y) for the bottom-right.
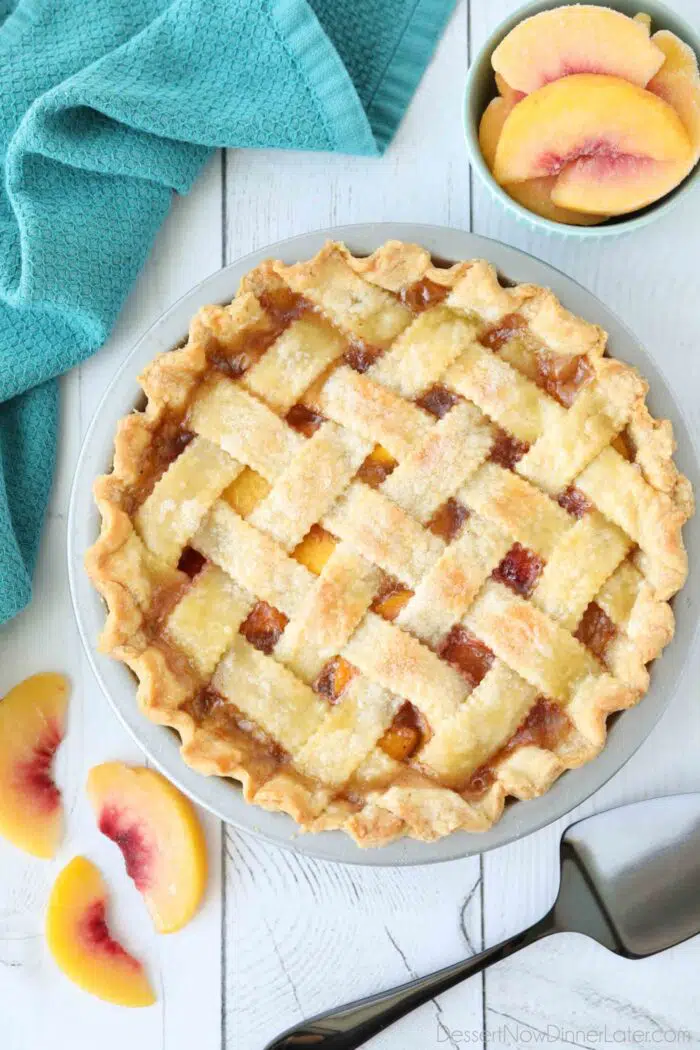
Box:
(464, 0), (700, 237)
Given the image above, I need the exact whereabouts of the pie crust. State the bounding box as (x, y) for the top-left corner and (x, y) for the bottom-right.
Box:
(86, 240), (693, 847)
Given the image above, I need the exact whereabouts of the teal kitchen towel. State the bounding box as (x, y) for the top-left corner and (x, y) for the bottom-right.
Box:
(0, 0), (456, 625)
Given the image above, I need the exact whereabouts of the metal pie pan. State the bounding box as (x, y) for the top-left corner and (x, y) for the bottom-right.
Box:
(67, 223), (699, 866)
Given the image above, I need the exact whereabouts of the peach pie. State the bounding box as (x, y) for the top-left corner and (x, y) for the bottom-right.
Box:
(87, 241), (693, 847)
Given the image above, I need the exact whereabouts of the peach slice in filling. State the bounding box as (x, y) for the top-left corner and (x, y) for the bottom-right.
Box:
(379, 702), (426, 762)
(293, 523), (337, 575)
(87, 762), (208, 934)
(491, 6), (665, 95)
(0, 672), (69, 859)
(46, 856), (156, 1007)
(494, 75), (692, 216)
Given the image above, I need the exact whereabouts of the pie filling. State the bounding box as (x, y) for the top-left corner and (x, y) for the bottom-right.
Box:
(440, 625), (495, 688)
(89, 241), (690, 845)
(416, 383), (461, 419)
(488, 427), (529, 470)
(464, 699), (572, 799)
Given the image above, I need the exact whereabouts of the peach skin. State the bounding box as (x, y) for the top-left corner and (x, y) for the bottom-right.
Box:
(648, 30), (700, 161)
(0, 672), (69, 858)
(491, 5), (664, 95)
(46, 856), (156, 1008)
(87, 762), (207, 934)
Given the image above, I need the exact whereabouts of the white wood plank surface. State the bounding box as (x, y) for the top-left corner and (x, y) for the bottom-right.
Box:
(2, 2), (699, 1048)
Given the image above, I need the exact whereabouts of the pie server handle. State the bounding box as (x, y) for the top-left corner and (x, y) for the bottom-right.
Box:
(262, 914), (554, 1050)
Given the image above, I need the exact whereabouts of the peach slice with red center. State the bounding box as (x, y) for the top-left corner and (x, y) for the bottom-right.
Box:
(46, 856), (155, 1007)
(648, 30), (700, 161)
(0, 673), (69, 858)
(491, 6), (665, 95)
(87, 762), (207, 934)
(478, 93), (604, 226)
(494, 74), (692, 215)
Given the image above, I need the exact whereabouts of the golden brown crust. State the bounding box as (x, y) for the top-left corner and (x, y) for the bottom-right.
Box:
(86, 239), (692, 848)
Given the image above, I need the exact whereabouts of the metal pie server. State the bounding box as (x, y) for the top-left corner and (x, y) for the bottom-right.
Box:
(264, 794), (700, 1050)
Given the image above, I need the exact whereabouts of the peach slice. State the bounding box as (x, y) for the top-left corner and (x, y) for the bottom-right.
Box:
(491, 6), (665, 95)
(223, 465), (270, 517)
(87, 763), (207, 934)
(0, 673), (69, 858)
(293, 523), (337, 575)
(479, 87), (604, 225)
(46, 857), (156, 1007)
(495, 72), (525, 107)
(494, 74), (692, 214)
(551, 150), (693, 215)
(647, 31), (700, 160)
(479, 95), (514, 169)
(506, 178), (605, 226)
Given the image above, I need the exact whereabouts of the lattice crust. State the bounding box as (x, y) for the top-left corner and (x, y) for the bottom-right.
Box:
(86, 239), (693, 848)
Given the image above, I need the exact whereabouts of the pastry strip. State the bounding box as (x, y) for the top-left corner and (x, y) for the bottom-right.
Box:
(381, 400), (493, 524)
(136, 436), (242, 564)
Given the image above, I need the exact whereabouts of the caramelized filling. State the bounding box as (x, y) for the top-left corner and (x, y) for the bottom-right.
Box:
(344, 340), (382, 373)
(286, 403), (326, 438)
(479, 312), (526, 351)
(415, 384), (461, 419)
(160, 426), (195, 462)
(150, 576), (200, 630)
(508, 697), (570, 752)
(177, 547), (206, 579)
(464, 699), (571, 799)
(125, 423), (194, 511)
(428, 498), (469, 542)
(557, 485), (593, 519)
(356, 444), (397, 488)
(399, 277), (449, 313)
(379, 701), (426, 762)
(182, 686), (227, 725)
(207, 332), (275, 379)
(463, 766), (496, 799)
(313, 656), (357, 703)
(372, 574), (413, 621)
(182, 689), (287, 762)
(575, 601), (617, 662)
(536, 351), (593, 407)
(240, 601), (289, 655)
(257, 285), (309, 326)
(488, 427), (529, 470)
(439, 625), (494, 688)
(207, 286), (309, 378)
(493, 543), (544, 598)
